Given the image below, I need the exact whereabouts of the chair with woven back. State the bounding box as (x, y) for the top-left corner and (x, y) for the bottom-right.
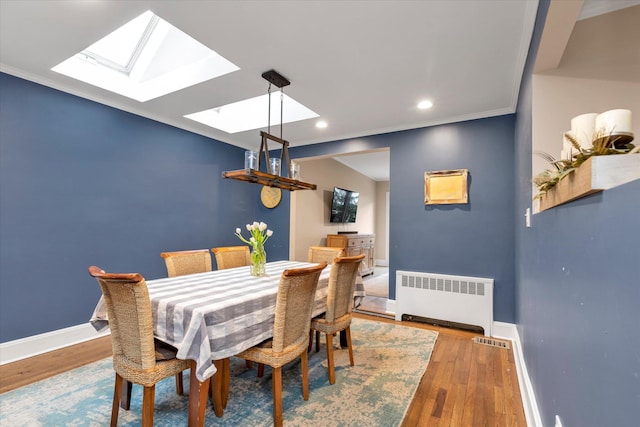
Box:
(211, 246), (251, 270)
(237, 262), (328, 427)
(309, 253), (365, 384)
(88, 266), (190, 427)
(160, 249), (212, 277)
(307, 246), (345, 264)
(160, 249), (212, 393)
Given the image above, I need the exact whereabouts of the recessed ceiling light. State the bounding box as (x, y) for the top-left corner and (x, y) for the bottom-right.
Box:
(315, 121), (328, 128)
(51, 10), (239, 102)
(185, 91), (318, 134)
(418, 100), (433, 109)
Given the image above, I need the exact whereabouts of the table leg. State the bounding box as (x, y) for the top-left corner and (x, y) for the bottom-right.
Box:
(120, 380), (132, 409)
(221, 358), (230, 408)
(212, 358), (231, 416)
(339, 329), (347, 348)
(188, 360), (210, 427)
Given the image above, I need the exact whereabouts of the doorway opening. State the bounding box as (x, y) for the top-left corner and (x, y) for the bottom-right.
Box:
(288, 148), (393, 317)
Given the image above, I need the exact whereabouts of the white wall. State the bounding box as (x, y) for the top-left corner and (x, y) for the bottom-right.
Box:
(289, 158), (377, 262)
(532, 74), (640, 180)
(375, 180), (389, 264)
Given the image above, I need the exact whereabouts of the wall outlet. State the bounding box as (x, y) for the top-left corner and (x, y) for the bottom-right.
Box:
(525, 208), (531, 228)
(555, 415), (563, 427)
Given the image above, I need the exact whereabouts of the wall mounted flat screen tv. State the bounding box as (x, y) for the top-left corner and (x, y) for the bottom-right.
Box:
(330, 187), (359, 223)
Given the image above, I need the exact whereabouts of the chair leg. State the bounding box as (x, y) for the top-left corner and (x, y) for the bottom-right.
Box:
(257, 363), (265, 378)
(308, 329), (314, 352)
(141, 385), (155, 427)
(315, 330), (321, 352)
(345, 326), (355, 366)
(111, 374), (122, 427)
(175, 372), (184, 395)
(326, 332), (336, 384)
(301, 350), (309, 401)
(272, 366), (283, 427)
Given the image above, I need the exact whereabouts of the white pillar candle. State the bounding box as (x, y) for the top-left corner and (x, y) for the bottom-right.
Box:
(595, 109), (633, 136)
(570, 113), (598, 149)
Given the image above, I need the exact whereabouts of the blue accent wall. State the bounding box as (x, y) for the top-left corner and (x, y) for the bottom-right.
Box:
(292, 116), (516, 323)
(515, 1), (640, 425)
(0, 73), (290, 341)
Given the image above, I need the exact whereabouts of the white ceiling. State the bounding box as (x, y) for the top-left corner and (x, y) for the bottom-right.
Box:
(333, 149), (391, 182)
(578, 0), (640, 19)
(0, 1), (538, 153)
(2, 1), (636, 182)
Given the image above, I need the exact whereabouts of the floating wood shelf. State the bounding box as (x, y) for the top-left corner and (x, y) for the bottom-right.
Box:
(222, 169), (317, 191)
(536, 154), (640, 212)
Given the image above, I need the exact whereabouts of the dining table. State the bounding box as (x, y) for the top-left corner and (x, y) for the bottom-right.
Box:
(90, 259), (354, 427)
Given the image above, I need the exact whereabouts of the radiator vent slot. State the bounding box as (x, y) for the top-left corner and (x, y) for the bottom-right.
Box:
(473, 336), (510, 349)
(396, 270), (494, 336)
(402, 275), (486, 296)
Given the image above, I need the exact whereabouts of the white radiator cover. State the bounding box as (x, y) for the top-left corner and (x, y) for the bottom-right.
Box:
(395, 270), (494, 336)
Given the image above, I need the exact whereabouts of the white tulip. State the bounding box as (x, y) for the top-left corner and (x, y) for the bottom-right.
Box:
(259, 222), (267, 231)
(266, 230), (273, 237)
(246, 224), (251, 231)
(252, 221), (259, 229)
(235, 228), (241, 234)
(250, 237), (256, 244)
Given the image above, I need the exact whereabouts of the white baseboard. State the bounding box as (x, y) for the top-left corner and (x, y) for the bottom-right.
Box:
(386, 299), (396, 313)
(492, 321), (543, 427)
(375, 259), (389, 267)
(0, 323), (109, 365)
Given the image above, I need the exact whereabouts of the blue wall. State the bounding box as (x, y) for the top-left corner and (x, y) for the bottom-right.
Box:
(292, 116), (517, 322)
(0, 76), (518, 343)
(515, 1), (640, 425)
(0, 73), (290, 341)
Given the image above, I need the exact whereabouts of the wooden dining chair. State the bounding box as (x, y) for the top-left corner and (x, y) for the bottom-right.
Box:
(160, 249), (212, 277)
(160, 249), (212, 393)
(307, 246), (345, 264)
(88, 266), (190, 427)
(237, 262), (328, 427)
(309, 254), (365, 384)
(211, 246), (251, 270)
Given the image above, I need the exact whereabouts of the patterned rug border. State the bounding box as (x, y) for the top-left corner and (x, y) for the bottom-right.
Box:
(0, 318), (437, 427)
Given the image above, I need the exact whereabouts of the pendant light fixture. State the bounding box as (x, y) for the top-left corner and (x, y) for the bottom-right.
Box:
(222, 69), (317, 191)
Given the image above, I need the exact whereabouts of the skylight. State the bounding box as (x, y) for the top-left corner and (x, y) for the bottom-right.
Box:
(185, 92), (319, 134)
(51, 10), (239, 102)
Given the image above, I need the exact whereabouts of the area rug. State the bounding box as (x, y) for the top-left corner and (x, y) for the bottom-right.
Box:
(0, 318), (437, 427)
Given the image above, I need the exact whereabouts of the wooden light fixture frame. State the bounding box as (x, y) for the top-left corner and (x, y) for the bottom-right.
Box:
(222, 70), (316, 191)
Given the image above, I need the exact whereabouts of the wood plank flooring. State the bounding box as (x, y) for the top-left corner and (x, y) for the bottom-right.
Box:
(0, 335), (112, 393)
(0, 313), (526, 426)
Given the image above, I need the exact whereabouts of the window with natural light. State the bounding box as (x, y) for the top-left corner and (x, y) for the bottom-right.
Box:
(184, 92), (319, 134)
(51, 10), (239, 102)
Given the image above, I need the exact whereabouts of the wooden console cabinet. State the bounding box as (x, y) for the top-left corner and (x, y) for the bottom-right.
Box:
(326, 234), (375, 276)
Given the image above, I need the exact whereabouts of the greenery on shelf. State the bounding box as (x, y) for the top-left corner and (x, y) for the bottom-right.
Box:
(533, 132), (639, 200)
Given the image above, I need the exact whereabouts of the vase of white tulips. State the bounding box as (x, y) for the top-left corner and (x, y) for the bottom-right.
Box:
(235, 221), (273, 276)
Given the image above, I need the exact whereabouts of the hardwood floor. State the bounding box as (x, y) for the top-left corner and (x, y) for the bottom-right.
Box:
(0, 335), (112, 394)
(0, 313), (526, 426)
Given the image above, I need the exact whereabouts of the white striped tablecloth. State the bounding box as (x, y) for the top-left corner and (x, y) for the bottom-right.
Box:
(91, 261), (333, 382)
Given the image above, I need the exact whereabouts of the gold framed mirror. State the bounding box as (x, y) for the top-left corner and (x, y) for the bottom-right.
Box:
(424, 169), (469, 205)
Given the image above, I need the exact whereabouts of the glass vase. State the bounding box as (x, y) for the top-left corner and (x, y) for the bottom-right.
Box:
(250, 245), (266, 276)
